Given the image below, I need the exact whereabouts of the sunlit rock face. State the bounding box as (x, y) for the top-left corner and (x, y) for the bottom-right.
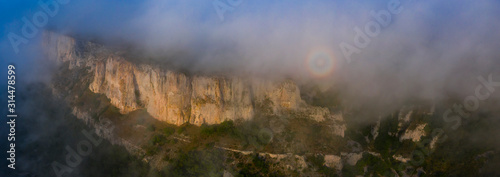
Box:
(90, 57), (139, 114)
(43, 31), (337, 126)
(190, 76), (256, 125)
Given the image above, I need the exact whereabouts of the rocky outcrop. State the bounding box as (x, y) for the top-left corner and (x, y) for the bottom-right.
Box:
(190, 76), (254, 125)
(43, 32), (78, 67)
(331, 113), (346, 137)
(43, 31), (337, 126)
(392, 154), (411, 163)
(397, 106), (414, 132)
(90, 57), (140, 114)
(71, 107), (145, 156)
(400, 123), (427, 142)
(324, 155), (342, 170)
(341, 152), (363, 166)
(87, 56), (324, 126)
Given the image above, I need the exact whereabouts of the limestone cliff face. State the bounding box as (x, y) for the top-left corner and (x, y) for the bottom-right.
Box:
(43, 32), (78, 67)
(190, 76), (255, 125)
(87, 56), (310, 125)
(90, 57), (140, 113)
(250, 80), (301, 111)
(44, 31), (336, 126)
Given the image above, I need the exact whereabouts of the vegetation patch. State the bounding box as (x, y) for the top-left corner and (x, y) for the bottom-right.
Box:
(169, 149), (225, 177)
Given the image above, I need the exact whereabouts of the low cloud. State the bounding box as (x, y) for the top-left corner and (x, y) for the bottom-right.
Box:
(2, 0), (500, 116)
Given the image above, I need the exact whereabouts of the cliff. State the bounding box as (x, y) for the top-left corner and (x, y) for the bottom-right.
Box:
(43, 31), (336, 126)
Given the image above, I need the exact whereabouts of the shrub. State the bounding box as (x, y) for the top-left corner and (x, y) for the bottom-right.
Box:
(170, 150), (225, 177)
(200, 120), (235, 137)
(147, 124), (156, 132)
(306, 154), (325, 168)
(163, 127), (176, 136)
(151, 134), (166, 146)
(252, 154), (269, 174)
(145, 145), (158, 156)
(177, 123), (190, 134)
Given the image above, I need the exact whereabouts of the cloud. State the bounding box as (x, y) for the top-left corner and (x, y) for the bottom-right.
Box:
(1, 0), (499, 112)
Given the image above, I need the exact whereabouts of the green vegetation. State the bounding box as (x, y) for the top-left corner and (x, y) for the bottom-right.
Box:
(342, 153), (394, 177)
(151, 134), (167, 146)
(358, 153), (393, 176)
(147, 124), (156, 132)
(145, 144), (159, 156)
(233, 121), (273, 150)
(169, 149), (225, 177)
(144, 134), (168, 156)
(177, 123), (191, 134)
(188, 120), (274, 151)
(236, 154), (281, 177)
(306, 154), (337, 176)
(163, 127), (176, 136)
(420, 116), (494, 176)
(200, 120), (236, 137)
(373, 117), (402, 158)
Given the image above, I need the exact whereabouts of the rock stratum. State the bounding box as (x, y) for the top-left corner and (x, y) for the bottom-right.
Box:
(43, 31), (331, 126)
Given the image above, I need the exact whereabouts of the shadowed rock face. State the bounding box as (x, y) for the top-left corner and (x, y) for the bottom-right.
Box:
(43, 31), (334, 126)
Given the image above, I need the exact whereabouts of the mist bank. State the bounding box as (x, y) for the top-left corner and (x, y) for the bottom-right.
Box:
(3, 0), (500, 115)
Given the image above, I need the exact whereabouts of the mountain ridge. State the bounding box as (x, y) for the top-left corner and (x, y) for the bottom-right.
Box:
(42, 31), (338, 126)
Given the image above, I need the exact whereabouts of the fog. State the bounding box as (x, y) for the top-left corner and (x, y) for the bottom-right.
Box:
(39, 0), (500, 106)
(2, 0), (500, 176)
(3, 0), (500, 105)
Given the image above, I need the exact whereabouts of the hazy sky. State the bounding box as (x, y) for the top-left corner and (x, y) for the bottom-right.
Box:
(2, 0), (500, 108)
